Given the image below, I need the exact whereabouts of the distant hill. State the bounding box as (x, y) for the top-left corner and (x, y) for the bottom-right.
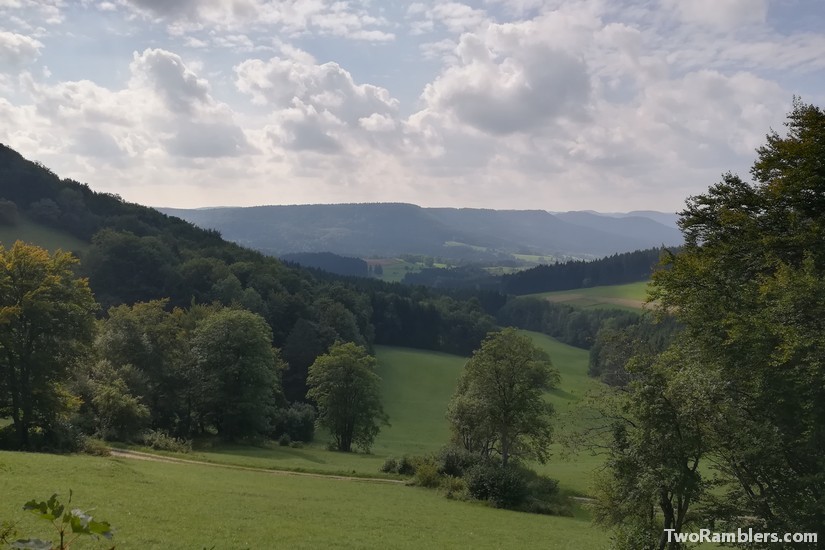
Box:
(159, 204), (683, 260)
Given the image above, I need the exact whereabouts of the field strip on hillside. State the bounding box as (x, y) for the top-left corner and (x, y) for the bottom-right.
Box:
(542, 294), (647, 309)
(109, 449), (405, 484)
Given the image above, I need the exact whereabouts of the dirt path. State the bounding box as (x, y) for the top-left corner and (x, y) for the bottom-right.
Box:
(109, 449), (405, 485)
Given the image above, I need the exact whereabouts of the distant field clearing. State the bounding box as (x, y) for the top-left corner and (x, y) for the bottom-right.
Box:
(528, 281), (652, 311)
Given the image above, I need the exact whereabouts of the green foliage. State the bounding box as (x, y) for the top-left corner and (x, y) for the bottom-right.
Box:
(140, 430), (191, 453)
(439, 475), (467, 500)
(380, 455), (416, 476)
(273, 402), (316, 443)
(448, 328), (558, 467)
(0, 242), (97, 450)
(436, 445), (481, 478)
(598, 99), (825, 546)
(412, 457), (442, 488)
(307, 342), (388, 453)
(87, 362), (149, 442)
(465, 463), (529, 510)
(9, 492), (114, 550)
(497, 296), (640, 350)
(192, 309), (285, 442)
(278, 433), (291, 447)
(78, 437), (110, 457)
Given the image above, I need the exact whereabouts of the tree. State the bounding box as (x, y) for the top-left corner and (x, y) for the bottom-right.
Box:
(448, 328), (559, 467)
(591, 343), (711, 550)
(307, 341), (388, 452)
(598, 99), (825, 546)
(191, 308), (284, 441)
(0, 242), (97, 449)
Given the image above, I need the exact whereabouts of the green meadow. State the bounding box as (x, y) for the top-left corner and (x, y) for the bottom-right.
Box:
(0, 215), (88, 253)
(0, 452), (609, 550)
(0, 333), (611, 548)
(528, 281), (651, 311)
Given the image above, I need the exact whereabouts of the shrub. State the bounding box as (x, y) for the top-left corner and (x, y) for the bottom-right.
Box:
(437, 445), (481, 477)
(278, 433), (292, 447)
(274, 402), (317, 442)
(380, 457), (398, 473)
(440, 475), (467, 500)
(81, 436), (111, 457)
(413, 458), (441, 488)
(396, 455), (416, 476)
(288, 440), (304, 449)
(379, 455), (416, 476)
(141, 430), (192, 453)
(465, 463), (528, 509)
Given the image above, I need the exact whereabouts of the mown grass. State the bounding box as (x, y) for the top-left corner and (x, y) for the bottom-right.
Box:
(0, 215), (88, 253)
(527, 281), (651, 311)
(0, 451), (610, 549)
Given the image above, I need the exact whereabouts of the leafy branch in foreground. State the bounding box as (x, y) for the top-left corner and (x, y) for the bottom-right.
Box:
(4, 492), (114, 550)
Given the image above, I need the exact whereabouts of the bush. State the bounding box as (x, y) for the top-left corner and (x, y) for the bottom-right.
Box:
(278, 433), (292, 447)
(380, 457), (398, 473)
(274, 402), (316, 442)
(413, 457), (442, 488)
(289, 440), (304, 449)
(379, 455), (416, 476)
(440, 475), (467, 500)
(81, 436), (111, 457)
(465, 463), (529, 509)
(437, 445), (481, 477)
(140, 430), (191, 453)
(397, 455), (416, 476)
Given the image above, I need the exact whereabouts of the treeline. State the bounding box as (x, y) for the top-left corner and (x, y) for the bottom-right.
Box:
(496, 297), (640, 349)
(500, 247), (668, 295)
(399, 247), (670, 295)
(280, 252), (369, 278)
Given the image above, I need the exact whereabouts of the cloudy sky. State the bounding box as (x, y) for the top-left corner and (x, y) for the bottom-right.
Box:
(0, 0), (823, 212)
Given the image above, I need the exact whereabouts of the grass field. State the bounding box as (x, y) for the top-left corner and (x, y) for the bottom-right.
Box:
(0, 215), (88, 253)
(121, 335), (605, 497)
(0, 334), (613, 548)
(0, 451), (609, 549)
(527, 281), (651, 311)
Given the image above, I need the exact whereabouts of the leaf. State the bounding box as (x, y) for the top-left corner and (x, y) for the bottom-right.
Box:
(68, 509), (113, 539)
(22, 495), (61, 522)
(10, 538), (53, 550)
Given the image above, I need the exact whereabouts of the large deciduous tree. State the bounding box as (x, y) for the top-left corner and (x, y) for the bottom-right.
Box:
(0, 242), (97, 449)
(307, 342), (388, 452)
(448, 328), (559, 467)
(599, 99), (825, 547)
(191, 308), (284, 441)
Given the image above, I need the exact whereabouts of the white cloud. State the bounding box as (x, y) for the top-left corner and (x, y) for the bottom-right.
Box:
(119, 0), (394, 41)
(0, 31), (43, 68)
(407, 2), (490, 35)
(418, 18), (592, 135)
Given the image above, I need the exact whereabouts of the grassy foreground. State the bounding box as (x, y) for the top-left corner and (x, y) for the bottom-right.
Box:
(0, 451), (609, 549)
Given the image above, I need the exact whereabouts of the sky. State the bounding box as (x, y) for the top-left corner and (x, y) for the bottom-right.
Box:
(0, 0), (823, 212)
